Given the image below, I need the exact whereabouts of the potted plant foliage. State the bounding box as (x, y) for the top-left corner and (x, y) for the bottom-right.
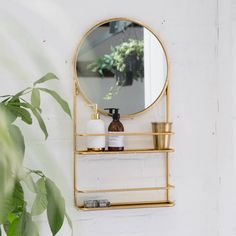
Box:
(0, 73), (72, 236)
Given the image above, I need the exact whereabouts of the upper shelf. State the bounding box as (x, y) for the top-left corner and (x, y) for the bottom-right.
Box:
(77, 132), (174, 137)
(76, 148), (174, 155)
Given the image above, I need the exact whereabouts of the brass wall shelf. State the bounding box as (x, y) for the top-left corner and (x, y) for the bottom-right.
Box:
(76, 185), (175, 194)
(76, 148), (174, 155)
(77, 132), (174, 137)
(73, 83), (174, 211)
(77, 201), (175, 211)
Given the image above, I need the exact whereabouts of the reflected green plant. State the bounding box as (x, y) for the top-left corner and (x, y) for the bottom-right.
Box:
(87, 39), (144, 100)
(87, 39), (144, 78)
(0, 73), (72, 236)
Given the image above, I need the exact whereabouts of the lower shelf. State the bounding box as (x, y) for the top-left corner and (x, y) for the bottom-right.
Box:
(76, 201), (175, 211)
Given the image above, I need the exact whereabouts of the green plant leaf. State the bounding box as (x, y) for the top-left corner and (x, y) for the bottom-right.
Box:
(38, 88), (71, 118)
(11, 181), (25, 212)
(33, 73), (59, 86)
(0, 95), (11, 98)
(5, 181), (25, 217)
(31, 108), (48, 139)
(0, 103), (17, 124)
(31, 88), (41, 108)
(36, 107), (42, 113)
(3, 211), (20, 235)
(9, 102), (31, 109)
(7, 105), (32, 125)
(7, 217), (20, 236)
(23, 173), (37, 193)
(31, 194), (48, 216)
(8, 125), (25, 162)
(45, 178), (65, 235)
(14, 99), (53, 139)
(0, 155), (14, 224)
(31, 178), (48, 216)
(3, 221), (10, 235)
(1, 96), (11, 103)
(7, 212), (19, 224)
(12, 87), (31, 100)
(36, 178), (47, 194)
(30, 170), (44, 177)
(8, 211), (39, 236)
(24, 218), (39, 236)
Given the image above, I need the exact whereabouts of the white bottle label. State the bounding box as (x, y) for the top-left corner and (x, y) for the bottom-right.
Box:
(86, 120), (105, 149)
(108, 132), (124, 147)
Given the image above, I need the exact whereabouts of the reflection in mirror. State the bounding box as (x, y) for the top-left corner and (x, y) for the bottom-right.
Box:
(76, 19), (168, 116)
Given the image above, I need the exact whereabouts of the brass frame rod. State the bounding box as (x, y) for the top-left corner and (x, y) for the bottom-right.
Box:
(76, 148), (174, 155)
(165, 86), (170, 201)
(76, 201), (175, 211)
(76, 185), (175, 193)
(73, 81), (77, 207)
(77, 132), (174, 137)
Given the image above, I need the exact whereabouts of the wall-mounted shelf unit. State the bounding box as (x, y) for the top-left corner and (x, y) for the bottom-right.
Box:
(73, 83), (175, 211)
(73, 17), (174, 211)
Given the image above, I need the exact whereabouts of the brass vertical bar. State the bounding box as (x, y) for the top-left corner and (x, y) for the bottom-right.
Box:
(166, 86), (170, 123)
(166, 152), (170, 201)
(73, 80), (77, 207)
(166, 86), (170, 202)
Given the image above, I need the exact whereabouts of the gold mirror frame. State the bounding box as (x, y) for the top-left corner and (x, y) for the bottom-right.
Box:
(73, 17), (169, 118)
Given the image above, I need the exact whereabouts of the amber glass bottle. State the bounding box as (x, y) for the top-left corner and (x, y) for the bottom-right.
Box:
(105, 108), (124, 151)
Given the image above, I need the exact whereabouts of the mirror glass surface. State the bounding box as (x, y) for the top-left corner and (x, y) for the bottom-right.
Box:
(75, 19), (168, 116)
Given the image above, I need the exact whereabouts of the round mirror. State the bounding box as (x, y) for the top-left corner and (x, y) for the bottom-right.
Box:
(74, 18), (168, 117)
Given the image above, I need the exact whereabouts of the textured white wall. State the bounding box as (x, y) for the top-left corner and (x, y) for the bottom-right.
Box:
(218, 0), (236, 235)
(0, 0), (234, 235)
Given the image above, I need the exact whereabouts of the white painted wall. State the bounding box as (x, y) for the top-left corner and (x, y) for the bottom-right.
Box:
(0, 0), (235, 235)
(218, 0), (236, 235)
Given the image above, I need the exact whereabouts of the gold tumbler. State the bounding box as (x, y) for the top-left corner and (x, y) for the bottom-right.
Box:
(152, 122), (172, 150)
